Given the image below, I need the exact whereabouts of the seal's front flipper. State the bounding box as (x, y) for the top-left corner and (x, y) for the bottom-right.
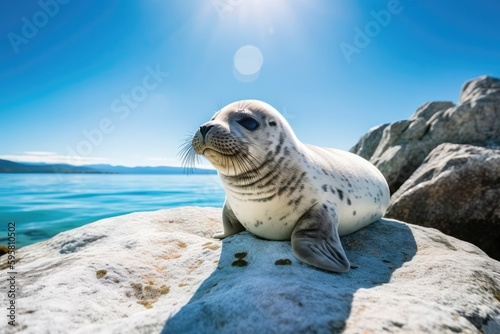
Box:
(213, 202), (246, 239)
(291, 203), (350, 273)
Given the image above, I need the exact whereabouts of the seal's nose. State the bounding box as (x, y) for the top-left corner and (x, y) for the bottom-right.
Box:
(199, 124), (214, 139)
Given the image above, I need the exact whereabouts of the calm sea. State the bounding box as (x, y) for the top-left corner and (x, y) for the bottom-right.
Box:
(0, 174), (225, 248)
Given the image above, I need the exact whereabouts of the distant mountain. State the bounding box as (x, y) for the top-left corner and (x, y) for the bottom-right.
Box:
(0, 159), (216, 175)
(0, 159), (105, 174)
(85, 164), (216, 175)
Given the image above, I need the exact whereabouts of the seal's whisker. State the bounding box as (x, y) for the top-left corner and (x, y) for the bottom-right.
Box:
(242, 154), (259, 176)
(229, 155), (238, 177)
(229, 143), (258, 178)
(239, 143), (262, 175)
(237, 100), (251, 113)
(178, 135), (200, 173)
(234, 155), (252, 179)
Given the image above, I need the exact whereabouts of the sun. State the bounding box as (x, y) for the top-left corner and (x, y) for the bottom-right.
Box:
(222, 0), (297, 34)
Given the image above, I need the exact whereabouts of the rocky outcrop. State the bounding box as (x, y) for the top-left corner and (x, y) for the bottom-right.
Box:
(386, 143), (500, 259)
(351, 76), (500, 194)
(460, 75), (500, 104)
(351, 75), (500, 259)
(2, 207), (500, 333)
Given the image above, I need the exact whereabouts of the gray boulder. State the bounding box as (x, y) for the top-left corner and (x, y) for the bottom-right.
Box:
(3, 207), (499, 333)
(351, 76), (500, 193)
(351, 75), (500, 259)
(349, 123), (389, 162)
(409, 101), (457, 121)
(460, 75), (500, 104)
(386, 143), (500, 260)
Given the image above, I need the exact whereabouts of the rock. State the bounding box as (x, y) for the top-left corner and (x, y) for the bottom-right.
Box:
(386, 143), (500, 260)
(351, 75), (500, 258)
(350, 123), (389, 161)
(1, 207), (223, 334)
(460, 75), (500, 104)
(351, 76), (500, 193)
(409, 101), (456, 121)
(2, 207), (500, 333)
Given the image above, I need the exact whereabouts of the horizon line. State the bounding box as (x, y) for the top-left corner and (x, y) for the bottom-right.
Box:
(0, 156), (215, 170)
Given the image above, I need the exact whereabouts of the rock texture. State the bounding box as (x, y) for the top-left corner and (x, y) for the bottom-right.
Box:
(1, 208), (223, 334)
(351, 76), (500, 194)
(387, 143), (500, 259)
(1, 207), (500, 333)
(351, 75), (500, 259)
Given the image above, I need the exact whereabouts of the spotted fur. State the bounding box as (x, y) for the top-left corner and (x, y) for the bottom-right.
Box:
(183, 100), (390, 272)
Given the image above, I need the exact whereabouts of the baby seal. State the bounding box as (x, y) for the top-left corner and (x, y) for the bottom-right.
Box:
(182, 100), (390, 272)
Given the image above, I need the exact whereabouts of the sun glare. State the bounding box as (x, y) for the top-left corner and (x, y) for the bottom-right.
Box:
(208, 0), (304, 82)
(233, 44), (264, 82)
(234, 0), (296, 34)
(200, 0), (338, 83)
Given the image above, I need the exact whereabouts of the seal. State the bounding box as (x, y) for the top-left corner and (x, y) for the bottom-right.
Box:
(181, 100), (390, 272)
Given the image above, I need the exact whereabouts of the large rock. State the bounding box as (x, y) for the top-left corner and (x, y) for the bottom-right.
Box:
(2, 207), (500, 333)
(460, 75), (500, 104)
(351, 75), (500, 259)
(387, 143), (500, 260)
(1, 207), (223, 334)
(351, 76), (500, 193)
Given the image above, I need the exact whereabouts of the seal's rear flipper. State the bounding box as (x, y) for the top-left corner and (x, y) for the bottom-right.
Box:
(291, 203), (350, 273)
(213, 202), (246, 239)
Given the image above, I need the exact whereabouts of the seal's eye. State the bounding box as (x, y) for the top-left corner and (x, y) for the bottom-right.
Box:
(237, 117), (259, 131)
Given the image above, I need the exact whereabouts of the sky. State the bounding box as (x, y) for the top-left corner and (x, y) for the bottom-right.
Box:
(0, 0), (499, 167)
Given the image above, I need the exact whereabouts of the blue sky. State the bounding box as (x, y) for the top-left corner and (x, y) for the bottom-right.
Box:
(1, 0), (499, 167)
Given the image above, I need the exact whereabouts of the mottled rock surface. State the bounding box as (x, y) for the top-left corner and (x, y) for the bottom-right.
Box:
(1, 207), (499, 333)
(460, 75), (500, 104)
(387, 143), (500, 259)
(1, 207), (223, 334)
(351, 76), (500, 193)
(351, 75), (500, 259)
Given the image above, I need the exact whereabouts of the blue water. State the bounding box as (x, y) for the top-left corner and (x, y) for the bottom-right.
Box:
(0, 174), (225, 248)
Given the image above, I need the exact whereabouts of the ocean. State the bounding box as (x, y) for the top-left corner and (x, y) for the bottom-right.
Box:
(0, 173), (226, 248)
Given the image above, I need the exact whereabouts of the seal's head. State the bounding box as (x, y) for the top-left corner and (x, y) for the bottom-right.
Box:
(182, 100), (297, 176)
